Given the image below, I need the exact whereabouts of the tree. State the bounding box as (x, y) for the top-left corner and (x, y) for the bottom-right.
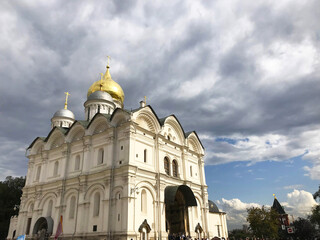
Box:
(247, 206), (279, 238)
(310, 204), (320, 227)
(293, 217), (316, 239)
(0, 176), (26, 240)
(313, 185), (320, 202)
(228, 229), (252, 240)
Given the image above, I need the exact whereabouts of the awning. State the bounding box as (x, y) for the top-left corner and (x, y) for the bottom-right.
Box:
(164, 185), (197, 206)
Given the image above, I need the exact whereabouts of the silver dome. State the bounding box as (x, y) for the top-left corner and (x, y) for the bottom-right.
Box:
(53, 109), (75, 119)
(87, 91), (113, 102)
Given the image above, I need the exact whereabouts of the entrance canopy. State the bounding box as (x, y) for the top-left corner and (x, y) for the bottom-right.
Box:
(165, 185), (197, 206)
(32, 216), (54, 235)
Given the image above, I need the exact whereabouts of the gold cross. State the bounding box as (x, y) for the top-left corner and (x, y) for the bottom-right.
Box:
(107, 56), (111, 68)
(64, 92), (70, 109)
(144, 96), (147, 105)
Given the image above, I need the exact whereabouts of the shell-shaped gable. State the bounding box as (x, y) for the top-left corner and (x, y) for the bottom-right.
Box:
(66, 122), (86, 143)
(161, 115), (185, 145)
(86, 114), (111, 135)
(132, 106), (161, 133)
(186, 131), (205, 155)
(45, 127), (67, 150)
(110, 108), (131, 126)
(29, 137), (45, 155)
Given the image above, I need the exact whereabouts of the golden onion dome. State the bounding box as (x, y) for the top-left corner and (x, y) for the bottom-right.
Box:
(87, 65), (124, 104)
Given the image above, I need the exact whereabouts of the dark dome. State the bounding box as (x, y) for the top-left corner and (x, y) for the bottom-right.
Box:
(208, 200), (220, 213)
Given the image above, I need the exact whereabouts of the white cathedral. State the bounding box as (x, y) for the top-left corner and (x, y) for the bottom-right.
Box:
(7, 62), (228, 240)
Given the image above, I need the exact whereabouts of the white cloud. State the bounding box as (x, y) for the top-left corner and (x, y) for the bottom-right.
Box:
(217, 189), (318, 230)
(283, 184), (303, 190)
(282, 189), (317, 217)
(217, 198), (261, 230)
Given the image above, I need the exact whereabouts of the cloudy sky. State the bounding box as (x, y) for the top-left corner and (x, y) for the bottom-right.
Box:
(1, 0), (319, 230)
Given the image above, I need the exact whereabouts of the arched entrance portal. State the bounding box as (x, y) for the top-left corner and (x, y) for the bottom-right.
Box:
(165, 185), (197, 235)
(32, 217), (54, 240)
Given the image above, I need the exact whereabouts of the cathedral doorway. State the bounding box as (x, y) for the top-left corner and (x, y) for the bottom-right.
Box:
(165, 185), (197, 236)
(138, 219), (151, 240)
(32, 217), (54, 240)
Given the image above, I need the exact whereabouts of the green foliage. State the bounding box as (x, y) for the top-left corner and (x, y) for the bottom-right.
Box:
(246, 206), (279, 238)
(313, 185), (320, 202)
(0, 176), (26, 240)
(293, 217), (316, 239)
(228, 229), (252, 239)
(310, 204), (320, 227)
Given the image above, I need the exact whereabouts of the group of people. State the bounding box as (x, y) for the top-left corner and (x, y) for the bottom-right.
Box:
(168, 233), (225, 240)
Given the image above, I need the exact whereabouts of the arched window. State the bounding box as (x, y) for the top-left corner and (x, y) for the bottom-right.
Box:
(47, 200), (53, 217)
(75, 155), (80, 170)
(69, 196), (76, 219)
(98, 148), (104, 165)
(53, 161), (59, 176)
(93, 192), (100, 217)
(36, 166), (41, 181)
(172, 160), (178, 177)
(164, 157), (170, 175)
(29, 203), (34, 212)
(144, 149), (147, 163)
(141, 189), (147, 214)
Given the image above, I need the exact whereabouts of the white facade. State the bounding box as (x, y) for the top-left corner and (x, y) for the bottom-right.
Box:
(7, 67), (227, 240)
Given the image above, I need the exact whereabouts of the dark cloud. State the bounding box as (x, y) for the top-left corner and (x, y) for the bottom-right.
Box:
(0, 0), (319, 179)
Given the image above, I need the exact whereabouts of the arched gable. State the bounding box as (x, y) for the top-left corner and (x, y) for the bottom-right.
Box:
(29, 138), (45, 155)
(161, 115), (185, 145)
(86, 114), (110, 136)
(112, 186), (124, 198)
(66, 123), (85, 143)
(63, 188), (79, 201)
(44, 128), (66, 150)
(187, 132), (205, 155)
(38, 192), (58, 209)
(84, 183), (105, 201)
(136, 181), (156, 202)
(23, 197), (36, 212)
(193, 192), (204, 209)
(133, 107), (161, 133)
(110, 109), (130, 127)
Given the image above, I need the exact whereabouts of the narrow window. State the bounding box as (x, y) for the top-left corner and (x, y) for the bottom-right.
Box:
(172, 160), (178, 177)
(47, 200), (53, 217)
(87, 107), (90, 120)
(190, 166), (193, 177)
(144, 149), (147, 163)
(53, 161), (59, 176)
(26, 218), (32, 235)
(141, 189), (147, 214)
(164, 157), (170, 175)
(69, 196), (76, 219)
(217, 225), (220, 237)
(36, 166), (41, 181)
(98, 148), (104, 165)
(118, 213), (120, 221)
(75, 155), (80, 170)
(93, 225), (97, 232)
(93, 192), (100, 217)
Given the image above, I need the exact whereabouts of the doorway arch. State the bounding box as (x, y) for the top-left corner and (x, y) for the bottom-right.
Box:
(32, 216), (54, 238)
(138, 219), (151, 240)
(165, 185), (197, 235)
